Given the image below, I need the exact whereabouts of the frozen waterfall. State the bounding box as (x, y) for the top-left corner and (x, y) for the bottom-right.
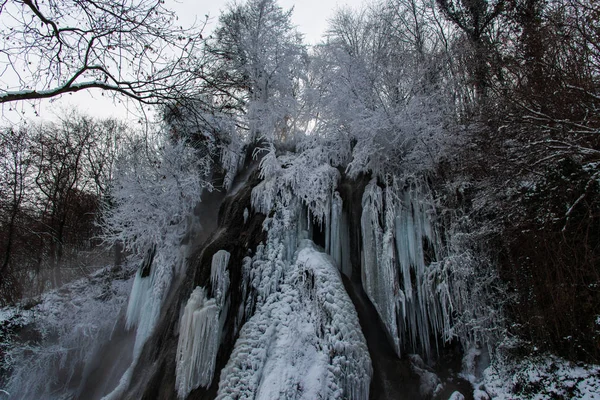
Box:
(360, 178), (448, 359)
(175, 250), (231, 399)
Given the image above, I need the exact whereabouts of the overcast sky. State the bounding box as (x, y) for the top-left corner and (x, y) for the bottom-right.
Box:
(1, 0), (364, 125)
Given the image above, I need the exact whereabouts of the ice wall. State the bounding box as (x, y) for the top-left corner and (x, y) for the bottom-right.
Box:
(360, 177), (448, 359)
(227, 159), (372, 399)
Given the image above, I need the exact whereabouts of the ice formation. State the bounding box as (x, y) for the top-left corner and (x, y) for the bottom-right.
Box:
(211, 250), (231, 308)
(124, 243), (186, 356)
(175, 250), (231, 399)
(222, 161), (372, 399)
(175, 287), (220, 399)
(328, 191), (352, 277)
(360, 177), (449, 359)
(216, 240), (371, 400)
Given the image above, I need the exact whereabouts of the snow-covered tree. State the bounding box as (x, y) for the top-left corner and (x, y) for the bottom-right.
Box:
(206, 0), (308, 143)
(101, 137), (211, 260)
(307, 1), (454, 179)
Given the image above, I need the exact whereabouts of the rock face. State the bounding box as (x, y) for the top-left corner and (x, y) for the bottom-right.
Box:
(105, 156), (481, 400)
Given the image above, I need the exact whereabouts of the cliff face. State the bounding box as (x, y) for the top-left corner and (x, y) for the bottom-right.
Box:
(120, 166), (267, 400)
(111, 153), (484, 400)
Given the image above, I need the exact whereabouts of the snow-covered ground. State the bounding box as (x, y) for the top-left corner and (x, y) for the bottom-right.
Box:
(481, 353), (600, 400)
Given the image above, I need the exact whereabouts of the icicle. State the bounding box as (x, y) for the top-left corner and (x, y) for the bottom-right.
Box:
(211, 250), (230, 308)
(175, 287), (221, 399)
(360, 179), (401, 356)
(358, 177), (449, 359)
(328, 193), (352, 277)
(392, 181), (445, 359)
(329, 191), (343, 271)
(124, 270), (152, 331)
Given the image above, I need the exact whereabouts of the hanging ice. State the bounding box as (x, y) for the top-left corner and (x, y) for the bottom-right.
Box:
(211, 250), (231, 308)
(175, 287), (221, 399)
(360, 177), (447, 359)
(328, 192), (352, 277)
(174, 250), (232, 398)
(124, 243), (184, 356)
(360, 179), (401, 355)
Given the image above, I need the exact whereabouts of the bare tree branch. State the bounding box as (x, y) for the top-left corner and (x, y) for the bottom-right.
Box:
(0, 0), (207, 106)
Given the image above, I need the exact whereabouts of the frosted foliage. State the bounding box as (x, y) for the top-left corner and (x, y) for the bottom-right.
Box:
(484, 353), (600, 399)
(251, 145), (340, 224)
(101, 139), (209, 258)
(175, 287), (221, 399)
(217, 241), (371, 400)
(211, 250), (231, 308)
(360, 178), (449, 359)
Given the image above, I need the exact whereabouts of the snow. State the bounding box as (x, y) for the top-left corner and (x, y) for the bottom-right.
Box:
(217, 240), (371, 400)
(482, 353), (600, 399)
(449, 392), (466, 400)
(251, 145), (341, 226)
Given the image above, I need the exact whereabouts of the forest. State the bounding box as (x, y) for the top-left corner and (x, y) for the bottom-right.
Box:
(0, 0), (599, 398)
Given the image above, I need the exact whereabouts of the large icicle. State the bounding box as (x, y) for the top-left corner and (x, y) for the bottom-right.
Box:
(394, 181), (446, 359)
(211, 250), (231, 308)
(328, 192), (352, 277)
(360, 179), (402, 355)
(175, 287), (221, 399)
(124, 243), (186, 356)
(175, 250), (231, 398)
(360, 177), (447, 359)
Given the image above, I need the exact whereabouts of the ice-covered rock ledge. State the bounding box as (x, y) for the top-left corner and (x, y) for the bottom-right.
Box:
(216, 239), (372, 400)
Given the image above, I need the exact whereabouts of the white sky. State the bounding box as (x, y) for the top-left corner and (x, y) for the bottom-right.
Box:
(1, 0), (363, 126)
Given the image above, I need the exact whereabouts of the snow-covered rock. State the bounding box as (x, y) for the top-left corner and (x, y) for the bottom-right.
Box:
(217, 240), (371, 400)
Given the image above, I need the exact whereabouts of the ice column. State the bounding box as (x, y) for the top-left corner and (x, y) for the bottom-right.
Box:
(211, 250), (230, 308)
(175, 287), (220, 398)
(175, 250), (231, 399)
(329, 192), (352, 277)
